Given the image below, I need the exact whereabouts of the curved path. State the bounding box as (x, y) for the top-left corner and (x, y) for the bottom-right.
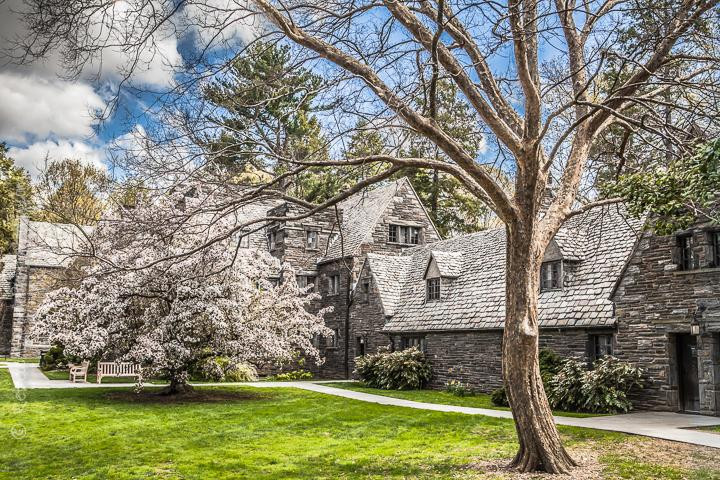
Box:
(4, 362), (720, 448)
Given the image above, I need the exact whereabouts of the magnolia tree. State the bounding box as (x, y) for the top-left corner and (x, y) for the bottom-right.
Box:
(32, 191), (331, 394)
(15, 0), (720, 473)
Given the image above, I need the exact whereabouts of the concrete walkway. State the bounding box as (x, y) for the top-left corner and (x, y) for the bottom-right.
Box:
(4, 362), (720, 448)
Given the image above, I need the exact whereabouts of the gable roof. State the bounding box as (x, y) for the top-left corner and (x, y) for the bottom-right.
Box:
(21, 219), (95, 268)
(362, 253), (413, 317)
(322, 178), (439, 261)
(427, 250), (463, 278)
(376, 204), (642, 333)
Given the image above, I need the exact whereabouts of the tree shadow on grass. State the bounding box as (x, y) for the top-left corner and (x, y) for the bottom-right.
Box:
(102, 388), (271, 404)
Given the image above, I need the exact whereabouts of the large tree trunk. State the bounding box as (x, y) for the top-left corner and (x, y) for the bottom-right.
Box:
(502, 224), (577, 473)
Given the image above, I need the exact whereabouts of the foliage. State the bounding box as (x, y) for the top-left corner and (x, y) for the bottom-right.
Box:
(491, 348), (563, 407)
(603, 139), (720, 234)
(444, 380), (473, 397)
(196, 356), (259, 382)
(490, 387), (509, 407)
(267, 369), (314, 381)
(354, 347), (432, 390)
(31, 188), (330, 392)
(40, 344), (72, 371)
(33, 158), (109, 226)
(0, 144), (33, 254)
(547, 357), (644, 414)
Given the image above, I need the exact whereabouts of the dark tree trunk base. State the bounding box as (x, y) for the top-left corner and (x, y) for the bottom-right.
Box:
(161, 381), (194, 395)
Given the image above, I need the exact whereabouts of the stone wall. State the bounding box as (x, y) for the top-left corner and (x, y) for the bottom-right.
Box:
(613, 226), (720, 414)
(10, 266), (63, 357)
(384, 328), (598, 392)
(0, 301), (12, 355)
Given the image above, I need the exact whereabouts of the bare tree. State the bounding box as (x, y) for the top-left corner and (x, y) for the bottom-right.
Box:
(15, 0), (720, 473)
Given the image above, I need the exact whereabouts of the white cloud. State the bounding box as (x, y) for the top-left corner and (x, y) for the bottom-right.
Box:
(183, 0), (259, 50)
(8, 140), (106, 178)
(0, 72), (105, 144)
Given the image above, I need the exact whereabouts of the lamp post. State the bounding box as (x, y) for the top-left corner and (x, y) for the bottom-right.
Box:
(691, 303), (707, 336)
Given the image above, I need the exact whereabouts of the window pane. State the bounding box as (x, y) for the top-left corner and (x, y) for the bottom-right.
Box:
(389, 225), (398, 242)
(409, 227), (419, 244)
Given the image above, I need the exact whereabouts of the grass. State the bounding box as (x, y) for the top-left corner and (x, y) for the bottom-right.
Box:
(0, 357), (39, 363)
(325, 382), (601, 418)
(1, 371), (718, 479)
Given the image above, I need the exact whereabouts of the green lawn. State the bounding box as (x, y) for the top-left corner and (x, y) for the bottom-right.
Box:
(325, 382), (601, 418)
(1, 371), (718, 479)
(42, 369), (168, 384)
(0, 357), (39, 363)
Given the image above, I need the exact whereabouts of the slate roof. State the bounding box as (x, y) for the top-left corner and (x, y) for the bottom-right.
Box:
(363, 253), (413, 317)
(373, 204), (643, 332)
(323, 178), (415, 261)
(429, 250), (463, 277)
(0, 255), (16, 301)
(22, 219), (95, 268)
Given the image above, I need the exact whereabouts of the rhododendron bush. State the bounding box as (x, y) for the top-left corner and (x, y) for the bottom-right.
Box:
(32, 191), (331, 393)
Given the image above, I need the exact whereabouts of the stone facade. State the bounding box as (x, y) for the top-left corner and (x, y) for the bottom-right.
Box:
(612, 224), (720, 414)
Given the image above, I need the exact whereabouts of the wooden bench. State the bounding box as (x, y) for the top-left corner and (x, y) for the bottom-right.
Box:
(97, 362), (142, 384)
(69, 361), (90, 383)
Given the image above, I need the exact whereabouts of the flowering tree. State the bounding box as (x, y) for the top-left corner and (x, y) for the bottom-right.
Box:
(32, 191), (331, 394)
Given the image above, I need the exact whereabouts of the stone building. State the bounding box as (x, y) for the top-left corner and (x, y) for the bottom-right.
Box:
(0, 218), (94, 357)
(2, 177), (719, 416)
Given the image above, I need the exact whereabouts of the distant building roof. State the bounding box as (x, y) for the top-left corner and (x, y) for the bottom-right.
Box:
(21, 219), (95, 268)
(372, 205), (643, 332)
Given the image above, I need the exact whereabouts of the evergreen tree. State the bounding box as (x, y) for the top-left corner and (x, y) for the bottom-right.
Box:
(0, 144), (33, 253)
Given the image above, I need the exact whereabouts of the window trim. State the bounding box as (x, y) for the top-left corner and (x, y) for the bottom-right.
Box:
(328, 274), (340, 295)
(267, 230), (278, 251)
(590, 333), (614, 362)
(540, 260), (562, 291)
(426, 277), (441, 302)
(388, 224), (421, 245)
(711, 230), (720, 268)
(676, 233), (696, 271)
(305, 230), (319, 250)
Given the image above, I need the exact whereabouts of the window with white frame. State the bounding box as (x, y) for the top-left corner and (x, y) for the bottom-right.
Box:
(590, 334), (614, 361)
(297, 275), (317, 291)
(426, 277), (441, 301)
(267, 230), (278, 251)
(306, 230), (319, 250)
(540, 261), (562, 291)
(388, 224), (421, 245)
(326, 328), (339, 348)
(238, 232), (250, 249)
(328, 274), (340, 294)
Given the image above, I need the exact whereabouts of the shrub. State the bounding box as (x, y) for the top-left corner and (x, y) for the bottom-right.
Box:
(490, 348), (562, 407)
(354, 347), (431, 390)
(546, 358), (587, 412)
(445, 380), (473, 397)
(580, 356), (643, 413)
(40, 344), (82, 371)
(548, 356), (643, 414)
(196, 356), (258, 382)
(490, 387), (509, 406)
(269, 369), (313, 381)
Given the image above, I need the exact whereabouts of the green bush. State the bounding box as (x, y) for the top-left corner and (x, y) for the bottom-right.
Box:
(490, 348), (562, 407)
(354, 347), (431, 390)
(196, 356), (258, 382)
(445, 380), (473, 397)
(490, 387), (509, 406)
(40, 344), (83, 371)
(548, 356), (643, 414)
(268, 369), (313, 381)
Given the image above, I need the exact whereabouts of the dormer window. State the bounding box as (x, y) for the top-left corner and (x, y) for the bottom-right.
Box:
(329, 232), (339, 244)
(306, 230), (319, 250)
(426, 277), (441, 301)
(238, 231), (250, 249)
(389, 224), (421, 245)
(540, 261), (561, 291)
